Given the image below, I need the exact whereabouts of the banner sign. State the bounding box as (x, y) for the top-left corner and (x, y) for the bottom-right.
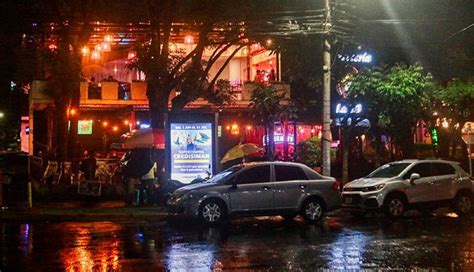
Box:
(170, 123), (213, 184)
(78, 120), (93, 135)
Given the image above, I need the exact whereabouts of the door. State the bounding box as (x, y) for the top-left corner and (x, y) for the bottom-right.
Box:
(228, 165), (274, 212)
(431, 162), (458, 200)
(404, 162), (438, 203)
(273, 165), (309, 210)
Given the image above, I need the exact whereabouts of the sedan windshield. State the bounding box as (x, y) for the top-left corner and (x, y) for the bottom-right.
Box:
(206, 165), (244, 183)
(367, 163), (411, 178)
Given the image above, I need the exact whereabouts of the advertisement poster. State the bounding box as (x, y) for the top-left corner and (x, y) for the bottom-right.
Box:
(78, 120), (93, 135)
(170, 123), (213, 184)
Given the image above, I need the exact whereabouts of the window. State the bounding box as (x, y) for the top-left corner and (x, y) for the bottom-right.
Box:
(432, 163), (456, 176)
(235, 166), (271, 185)
(367, 163), (411, 178)
(275, 165), (308, 181)
(404, 163), (432, 179)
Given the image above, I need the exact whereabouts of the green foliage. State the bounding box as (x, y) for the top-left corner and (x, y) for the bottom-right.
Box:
(248, 86), (286, 125)
(347, 64), (433, 157)
(433, 80), (474, 123)
(426, 80), (474, 158)
(205, 79), (236, 107)
(295, 137), (322, 167)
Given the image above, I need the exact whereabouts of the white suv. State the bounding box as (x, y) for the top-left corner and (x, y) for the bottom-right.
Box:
(342, 159), (474, 217)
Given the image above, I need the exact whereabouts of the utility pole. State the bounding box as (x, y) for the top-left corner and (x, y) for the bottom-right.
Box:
(322, 0), (332, 176)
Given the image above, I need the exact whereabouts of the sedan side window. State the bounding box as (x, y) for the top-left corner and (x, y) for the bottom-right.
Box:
(404, 163), (431, 179)
(235, 166), (271, 185)
(275, 165), (308, 182)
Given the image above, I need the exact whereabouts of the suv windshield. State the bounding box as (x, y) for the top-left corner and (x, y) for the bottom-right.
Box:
(206, 165), (244, 183)
(367, 163), (411, 178)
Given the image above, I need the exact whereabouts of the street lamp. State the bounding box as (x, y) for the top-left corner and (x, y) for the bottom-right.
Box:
(0, 112), (4, 119)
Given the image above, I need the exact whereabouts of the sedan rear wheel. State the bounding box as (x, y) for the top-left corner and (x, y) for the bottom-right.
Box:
(302, 199), (325, 223)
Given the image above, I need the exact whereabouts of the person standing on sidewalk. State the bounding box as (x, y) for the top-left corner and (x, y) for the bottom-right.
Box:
(80, 150), (97, 180)
(140, 151), (157, 205)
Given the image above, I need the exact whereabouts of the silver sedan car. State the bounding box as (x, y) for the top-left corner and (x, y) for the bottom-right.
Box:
(167, 162), (342, 224)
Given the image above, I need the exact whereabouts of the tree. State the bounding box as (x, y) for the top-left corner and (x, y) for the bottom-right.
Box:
(126, 0), (264, 131)
(295, 137), (322, 168)
(429, 80), (474, 159)
(383, 65), (432, 158)
(347, 64), (432, 163)
(346, 67), (387, 166)
(248, 86), (286, 160)
(24, 1), (94, 162)
(336, 102), (368, 185)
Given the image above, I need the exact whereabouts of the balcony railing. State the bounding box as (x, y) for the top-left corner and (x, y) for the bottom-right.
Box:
(31, 80), (290, 108)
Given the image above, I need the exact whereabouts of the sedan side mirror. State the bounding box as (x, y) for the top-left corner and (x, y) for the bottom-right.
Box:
(409, 173), (420, 185)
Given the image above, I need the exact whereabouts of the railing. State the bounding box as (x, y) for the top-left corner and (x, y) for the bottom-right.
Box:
(31, 80), (290, 106)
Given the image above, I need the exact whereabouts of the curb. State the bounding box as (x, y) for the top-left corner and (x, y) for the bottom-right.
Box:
(0, 208), (169, 222)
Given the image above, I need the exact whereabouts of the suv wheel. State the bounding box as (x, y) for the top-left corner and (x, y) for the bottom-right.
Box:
(454, 193), (472, 216)
(199, 199), (226, 225)
(384, 195), (406, 218)
(302, 198), (325, 223)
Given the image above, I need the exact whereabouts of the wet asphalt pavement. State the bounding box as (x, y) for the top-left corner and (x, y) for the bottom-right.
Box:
(2, 212), (474, 271)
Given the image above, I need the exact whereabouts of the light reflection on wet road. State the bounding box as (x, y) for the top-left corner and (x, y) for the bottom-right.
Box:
(2, 214), (474, 271)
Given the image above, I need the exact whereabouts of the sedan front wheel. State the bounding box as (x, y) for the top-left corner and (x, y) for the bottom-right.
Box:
(199, 199), (226, 225)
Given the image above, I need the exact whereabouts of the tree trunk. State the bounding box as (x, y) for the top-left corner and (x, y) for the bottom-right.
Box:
(342, 140), (349, 187)
(374, 128), (382, 167)
(54, 102), (69, 161)
(68, 82), (80, 171)
(342, 125), (354, 186)
(147, 81), (169, 130)
(293, 121), (298, 160)
(283, 120), (289, 160)
(268, 120), (275, 161)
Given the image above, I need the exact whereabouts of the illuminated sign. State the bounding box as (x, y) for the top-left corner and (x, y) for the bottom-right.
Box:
(337, 52), (373, 63)
(170, 123), (213, 184)
(335, 103), (363, 114)
(262, 134), (295, 145)
(78, 120), (93, 135)
(431, 128), (439, 145)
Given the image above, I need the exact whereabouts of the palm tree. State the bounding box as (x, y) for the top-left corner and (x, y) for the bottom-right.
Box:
(248, 86), (286, 160)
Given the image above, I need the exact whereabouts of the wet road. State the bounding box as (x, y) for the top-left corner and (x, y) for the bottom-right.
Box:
(2, 213), (474, 271)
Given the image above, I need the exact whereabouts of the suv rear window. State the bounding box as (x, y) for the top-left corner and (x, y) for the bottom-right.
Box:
(275, 165), (308, 181)
(432, 163), (456, 176)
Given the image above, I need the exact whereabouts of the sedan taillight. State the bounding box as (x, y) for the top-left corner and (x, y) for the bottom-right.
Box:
(332, 180), (341, 191)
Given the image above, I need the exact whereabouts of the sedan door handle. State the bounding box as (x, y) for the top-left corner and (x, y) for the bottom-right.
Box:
(263, 186), (271, 190)
(428, 181), (435, 185)
(299, 185), (307, 189)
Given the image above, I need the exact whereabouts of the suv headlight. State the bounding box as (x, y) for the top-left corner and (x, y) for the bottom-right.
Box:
(361, 184), (385, 192)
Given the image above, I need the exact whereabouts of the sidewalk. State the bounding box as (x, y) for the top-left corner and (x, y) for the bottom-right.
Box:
(0, 201), (168, 222)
